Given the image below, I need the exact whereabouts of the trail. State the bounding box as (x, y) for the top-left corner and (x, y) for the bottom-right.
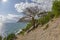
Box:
(16, 17), (60, 40)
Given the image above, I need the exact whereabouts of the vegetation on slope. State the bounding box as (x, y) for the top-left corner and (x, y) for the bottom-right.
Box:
(4, 34), (16, 40)
(52, 0), (60, 17)
(19, 0), (60, 35)
(0, 36), (2, 40)
(0, 0), (60, 40)
(19, 22), (32, 35)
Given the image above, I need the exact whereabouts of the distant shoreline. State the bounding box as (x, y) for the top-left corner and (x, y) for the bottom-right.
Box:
(15, 29), (22, 35)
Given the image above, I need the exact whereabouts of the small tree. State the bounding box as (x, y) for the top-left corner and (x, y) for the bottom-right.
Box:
(23, 6), (47, 30)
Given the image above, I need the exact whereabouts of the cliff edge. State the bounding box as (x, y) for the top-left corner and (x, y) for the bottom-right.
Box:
(16, 17), (60, 40)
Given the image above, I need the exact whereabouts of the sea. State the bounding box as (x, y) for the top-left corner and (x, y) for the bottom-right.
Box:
(0, 22), (27, 37)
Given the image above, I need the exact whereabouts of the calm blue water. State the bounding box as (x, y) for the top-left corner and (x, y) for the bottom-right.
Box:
(0, 22), (27, 37)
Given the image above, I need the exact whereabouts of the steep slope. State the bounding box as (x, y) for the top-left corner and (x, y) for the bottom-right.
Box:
(16, 17), (60, 40)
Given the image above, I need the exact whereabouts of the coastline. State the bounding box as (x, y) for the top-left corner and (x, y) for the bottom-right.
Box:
(15, 29), (22, 35)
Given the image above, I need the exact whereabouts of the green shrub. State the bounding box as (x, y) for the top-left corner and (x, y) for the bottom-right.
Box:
(4, 37), (7, 40)
(19, 31), (25, 35)
(52, 0), (60, 17)
(6, 34), (16, 40)
(38, 11), (55, 25)
(0, 36), (2, 40)
(22, 22), (32, 31)
(38, 14), (50, 25)
(48, 12), (55, 19)
(19, 22), (32, 35)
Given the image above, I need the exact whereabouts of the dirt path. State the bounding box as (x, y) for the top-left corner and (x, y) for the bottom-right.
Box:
(16, 17), (60, 40)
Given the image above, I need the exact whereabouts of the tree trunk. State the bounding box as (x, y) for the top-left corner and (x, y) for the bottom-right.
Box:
(27, 17), (40, 33)
(32, 17), (35, 29)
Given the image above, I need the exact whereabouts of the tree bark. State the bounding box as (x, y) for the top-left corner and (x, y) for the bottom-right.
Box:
(32, 17), (35, 29)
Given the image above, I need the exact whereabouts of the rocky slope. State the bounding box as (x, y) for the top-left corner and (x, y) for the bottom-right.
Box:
(16, 17), (60, 40)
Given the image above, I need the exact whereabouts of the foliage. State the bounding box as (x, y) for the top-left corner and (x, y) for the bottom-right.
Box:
(4, 37), (7, 40)
(19, 0), (60, 34)
(0, 36), (2, 40)
(19, 22), (32, 35)
(38, 12), (54, 25)
(38, 0), (60, 29)
(52, 0), (60, 17)
(6, 34), (16, 40)
(19, 31), (25, 35)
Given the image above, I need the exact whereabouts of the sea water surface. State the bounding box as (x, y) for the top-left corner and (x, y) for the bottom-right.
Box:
(0, 22), (27, 37)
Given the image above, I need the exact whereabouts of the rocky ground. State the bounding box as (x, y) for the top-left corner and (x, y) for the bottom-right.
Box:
(16, 17), (60, 40)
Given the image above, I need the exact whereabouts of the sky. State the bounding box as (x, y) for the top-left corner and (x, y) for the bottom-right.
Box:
(0, 0), (53, 23)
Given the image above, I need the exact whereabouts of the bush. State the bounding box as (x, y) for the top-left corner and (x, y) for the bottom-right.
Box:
(23, 22), (32, 31)
(4, 37), (7, 40)
(52, 0), (60, 17)
(0, 36), (2, 40)
(19, 31), (25, 35)
(6, 34), (16, 40)
(38, 11), (55, 25)
(19, 22), (32, 35)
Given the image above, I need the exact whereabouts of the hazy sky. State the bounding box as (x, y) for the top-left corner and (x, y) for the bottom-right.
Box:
(0, 0), (53, 23)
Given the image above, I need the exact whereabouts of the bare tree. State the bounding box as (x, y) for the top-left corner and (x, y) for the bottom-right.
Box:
(24, 6), (47, 25)
(18, 6), (48, 33)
